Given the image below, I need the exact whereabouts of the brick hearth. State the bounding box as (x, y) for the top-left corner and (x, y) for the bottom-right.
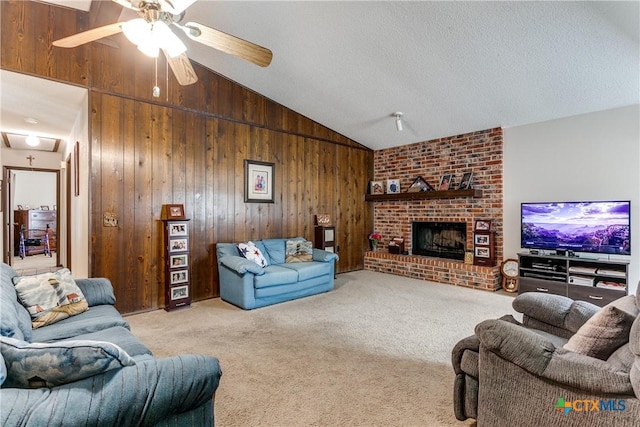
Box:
(365, 251), (501, 291)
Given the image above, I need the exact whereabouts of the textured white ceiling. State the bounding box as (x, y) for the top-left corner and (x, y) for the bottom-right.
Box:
(179, 1), (639, 150)
(2, 1), (639, 152)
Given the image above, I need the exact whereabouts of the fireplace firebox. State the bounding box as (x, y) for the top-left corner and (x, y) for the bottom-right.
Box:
(412, 221), (466, 260)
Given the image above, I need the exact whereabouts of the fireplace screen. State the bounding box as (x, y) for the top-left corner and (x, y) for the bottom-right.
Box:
(412, 221), (466, 260)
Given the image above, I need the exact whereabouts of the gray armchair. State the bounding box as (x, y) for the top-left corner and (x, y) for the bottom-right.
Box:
(453, 291), (640, 426)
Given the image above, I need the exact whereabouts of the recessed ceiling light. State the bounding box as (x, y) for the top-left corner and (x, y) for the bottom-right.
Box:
(24, 117), (39, 124)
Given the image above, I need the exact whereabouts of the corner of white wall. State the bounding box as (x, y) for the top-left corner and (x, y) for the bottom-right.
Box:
(503, 104), (640, 295)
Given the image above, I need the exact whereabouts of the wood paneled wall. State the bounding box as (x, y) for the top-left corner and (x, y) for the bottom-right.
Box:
(2, 1), (373, 313)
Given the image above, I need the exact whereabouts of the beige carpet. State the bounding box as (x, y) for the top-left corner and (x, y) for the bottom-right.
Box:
(126, 270), (519, 426)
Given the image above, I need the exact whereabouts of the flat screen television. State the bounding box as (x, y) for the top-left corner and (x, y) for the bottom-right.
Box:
(521, 200), (631, 255)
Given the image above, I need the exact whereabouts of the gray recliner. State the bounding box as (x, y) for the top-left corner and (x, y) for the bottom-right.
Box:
(452, 291), (640, 426)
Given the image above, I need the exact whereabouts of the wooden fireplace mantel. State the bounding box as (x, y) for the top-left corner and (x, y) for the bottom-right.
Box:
(365, 189), (482, 202)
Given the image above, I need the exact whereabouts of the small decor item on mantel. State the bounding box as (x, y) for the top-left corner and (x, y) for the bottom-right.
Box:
(368, 232), (382, 251)
(386, 179), (401, 194)
(458, 172), (474, 190)
(438, 174), (452, 191)
(407, 176), (434, 193)
(369, 181), (384, 195)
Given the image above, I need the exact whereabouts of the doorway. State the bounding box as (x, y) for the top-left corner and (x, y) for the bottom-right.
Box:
(3, 167), (61, 274)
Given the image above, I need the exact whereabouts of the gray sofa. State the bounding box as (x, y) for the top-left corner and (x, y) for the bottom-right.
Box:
(0, 263), (222, 426)
(216, 237), (338, 309)
(453, 291), (640, 426)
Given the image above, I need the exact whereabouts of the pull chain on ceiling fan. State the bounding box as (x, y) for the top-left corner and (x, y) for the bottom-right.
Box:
(52, 0), (272, 86)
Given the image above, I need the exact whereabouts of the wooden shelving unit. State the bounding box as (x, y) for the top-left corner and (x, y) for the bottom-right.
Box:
(365, 189), (482, 202)
(517, 252), (628, 307)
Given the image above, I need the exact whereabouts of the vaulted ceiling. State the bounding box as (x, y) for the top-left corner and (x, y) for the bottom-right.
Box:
(2, 1), (639, 151)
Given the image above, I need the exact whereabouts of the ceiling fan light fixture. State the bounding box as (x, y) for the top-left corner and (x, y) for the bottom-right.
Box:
(153, 21), (187, 57)
(137, 38), (160, 58)
(25, 135), (40, 147)
(122, 18), (151, 46)
(393, 112), (404, 132)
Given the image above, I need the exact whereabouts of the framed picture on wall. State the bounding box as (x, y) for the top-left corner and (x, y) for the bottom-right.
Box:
(244, 160), (275, 203)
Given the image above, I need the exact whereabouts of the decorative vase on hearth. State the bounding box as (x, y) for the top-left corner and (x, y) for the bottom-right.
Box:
(369, 239), (378, 251)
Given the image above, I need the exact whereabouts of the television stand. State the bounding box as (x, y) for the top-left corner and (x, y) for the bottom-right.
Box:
(517, 252), (628, 307)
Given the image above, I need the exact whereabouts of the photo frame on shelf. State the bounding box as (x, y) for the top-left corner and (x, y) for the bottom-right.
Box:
(369, 181), (384, 195)
(169, 222), (188, 236)
(474, 247), (490, 258)
(458, 172), (474, 190)
(438, 174), (452, 190)
(170, 270), (189, 285)
(40, 205), (50, 210)
(386, 179), (401, 194)
(474, 234), (489, 245)
(170, 254), (188, 269)
(17, 205), (23, 210)
(407, 176), (433, 193)
(163, 204), (185, 220)
(245, 159), (275, 203)
(171, 285), (189, 300)
(169, 238), (188, 253)
(474, 220), (492, 231)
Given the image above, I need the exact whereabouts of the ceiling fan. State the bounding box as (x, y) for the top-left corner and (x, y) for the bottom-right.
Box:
(52, 0), (273, 86)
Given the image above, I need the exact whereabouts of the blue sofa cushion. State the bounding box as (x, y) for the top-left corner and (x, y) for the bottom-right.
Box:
(220, 255), (265, 275)
(0, 264), (32, 342)
(13, 268), (89, 329)
(0, 335), (135, 388)
(68, 326), (153, 358)
(262, 239), (287, 264)
(254, 265), (299, 288)
(30, 305), (130, 343)
(281, 261), (332, 282)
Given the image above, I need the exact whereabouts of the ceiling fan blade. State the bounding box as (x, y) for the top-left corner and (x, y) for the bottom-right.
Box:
(53, 22), (123, 48)
(182, 22), (272, 67)
(163, 50), (198, 85)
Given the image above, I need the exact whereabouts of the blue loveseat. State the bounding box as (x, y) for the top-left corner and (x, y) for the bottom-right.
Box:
(0, 263), (222, 426)
(216, 237), (338, 309)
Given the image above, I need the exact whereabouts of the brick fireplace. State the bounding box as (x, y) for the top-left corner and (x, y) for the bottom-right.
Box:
(365, 127), (503, 291)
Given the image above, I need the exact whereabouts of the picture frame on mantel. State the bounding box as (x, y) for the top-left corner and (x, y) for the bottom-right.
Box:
(245, 159), (275, 203)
